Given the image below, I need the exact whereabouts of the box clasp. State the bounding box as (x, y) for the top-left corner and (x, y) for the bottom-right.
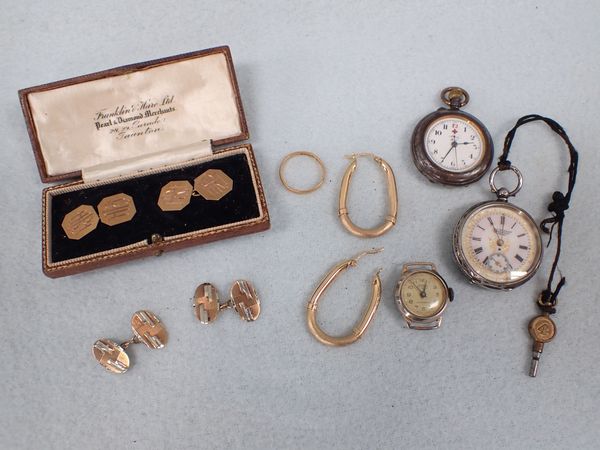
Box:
(150, 233), (164, 256)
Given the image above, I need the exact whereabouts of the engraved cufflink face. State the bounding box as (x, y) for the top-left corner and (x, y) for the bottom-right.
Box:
(158, 180), (193, 211)
(98, 193), (136, 226)
(193, 280), (260, 324)
(131, 310), (168, 349)
(93, 339), (130, 374)
(93, 310), (166, 374)
(194, 283), (221, 324)
(62, 205), (99, 240)
(194, 169), (233, 201)
(230, 280), (261, 321)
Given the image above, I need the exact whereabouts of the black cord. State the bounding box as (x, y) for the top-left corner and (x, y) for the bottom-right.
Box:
(497, 115), (579, 314)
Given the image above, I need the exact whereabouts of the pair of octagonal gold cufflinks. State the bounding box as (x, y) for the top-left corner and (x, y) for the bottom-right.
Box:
(157, 169), (233, 211)
(62, 192), (136, 240)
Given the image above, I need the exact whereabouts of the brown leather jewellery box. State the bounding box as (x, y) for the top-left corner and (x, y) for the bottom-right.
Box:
(19, 46), (270, 278)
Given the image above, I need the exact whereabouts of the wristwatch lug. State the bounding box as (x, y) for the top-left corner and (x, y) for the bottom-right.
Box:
(402, 262), (437, 274)
(407, 316), (443, 330)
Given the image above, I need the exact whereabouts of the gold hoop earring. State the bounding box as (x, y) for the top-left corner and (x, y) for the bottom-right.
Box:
(338, 153), (398, 238)
(307, 248), (383, 346)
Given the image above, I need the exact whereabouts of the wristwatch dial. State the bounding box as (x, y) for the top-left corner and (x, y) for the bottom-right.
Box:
(399, 271), (447, 319)
(456, 202), (542, 286)
(424, 115), (484, 173)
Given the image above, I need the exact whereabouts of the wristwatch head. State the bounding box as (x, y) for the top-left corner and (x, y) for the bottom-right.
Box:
(395, 265), (450, 329)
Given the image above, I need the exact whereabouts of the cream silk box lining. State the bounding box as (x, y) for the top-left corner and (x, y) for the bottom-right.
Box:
(27, 53), (242, 177)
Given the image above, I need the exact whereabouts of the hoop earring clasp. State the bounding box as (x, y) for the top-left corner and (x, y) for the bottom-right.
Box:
(307, 248), (384, 346)
(338, 153), (398, 238)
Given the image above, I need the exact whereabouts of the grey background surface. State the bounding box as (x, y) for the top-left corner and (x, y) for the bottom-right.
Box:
(1, 1), (599, 449)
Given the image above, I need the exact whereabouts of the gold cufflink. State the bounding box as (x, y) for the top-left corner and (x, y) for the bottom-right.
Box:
(157, 169), (234, 211)
(92, 310), (167, 374)
(193, 280), (260, 323)
(62, 192), (136, 240)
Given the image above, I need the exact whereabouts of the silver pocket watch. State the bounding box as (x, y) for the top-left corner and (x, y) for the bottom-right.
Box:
(453, 166), (543, 290)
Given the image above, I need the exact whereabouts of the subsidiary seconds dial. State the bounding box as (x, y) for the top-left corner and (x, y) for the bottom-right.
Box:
(425, 116), (484, 172)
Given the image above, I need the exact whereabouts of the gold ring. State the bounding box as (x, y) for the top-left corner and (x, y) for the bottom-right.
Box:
(279, 151), (326, 194)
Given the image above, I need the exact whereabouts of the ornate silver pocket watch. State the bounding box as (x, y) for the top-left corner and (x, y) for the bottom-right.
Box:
(411, 87), (493, 185)
(453, 166), (543, 290)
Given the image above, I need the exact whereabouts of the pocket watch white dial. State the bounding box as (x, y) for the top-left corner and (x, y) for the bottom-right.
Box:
(424, 115), (485, 172)
(411, 87), (493, 186)
(453, 201), (543, 289)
